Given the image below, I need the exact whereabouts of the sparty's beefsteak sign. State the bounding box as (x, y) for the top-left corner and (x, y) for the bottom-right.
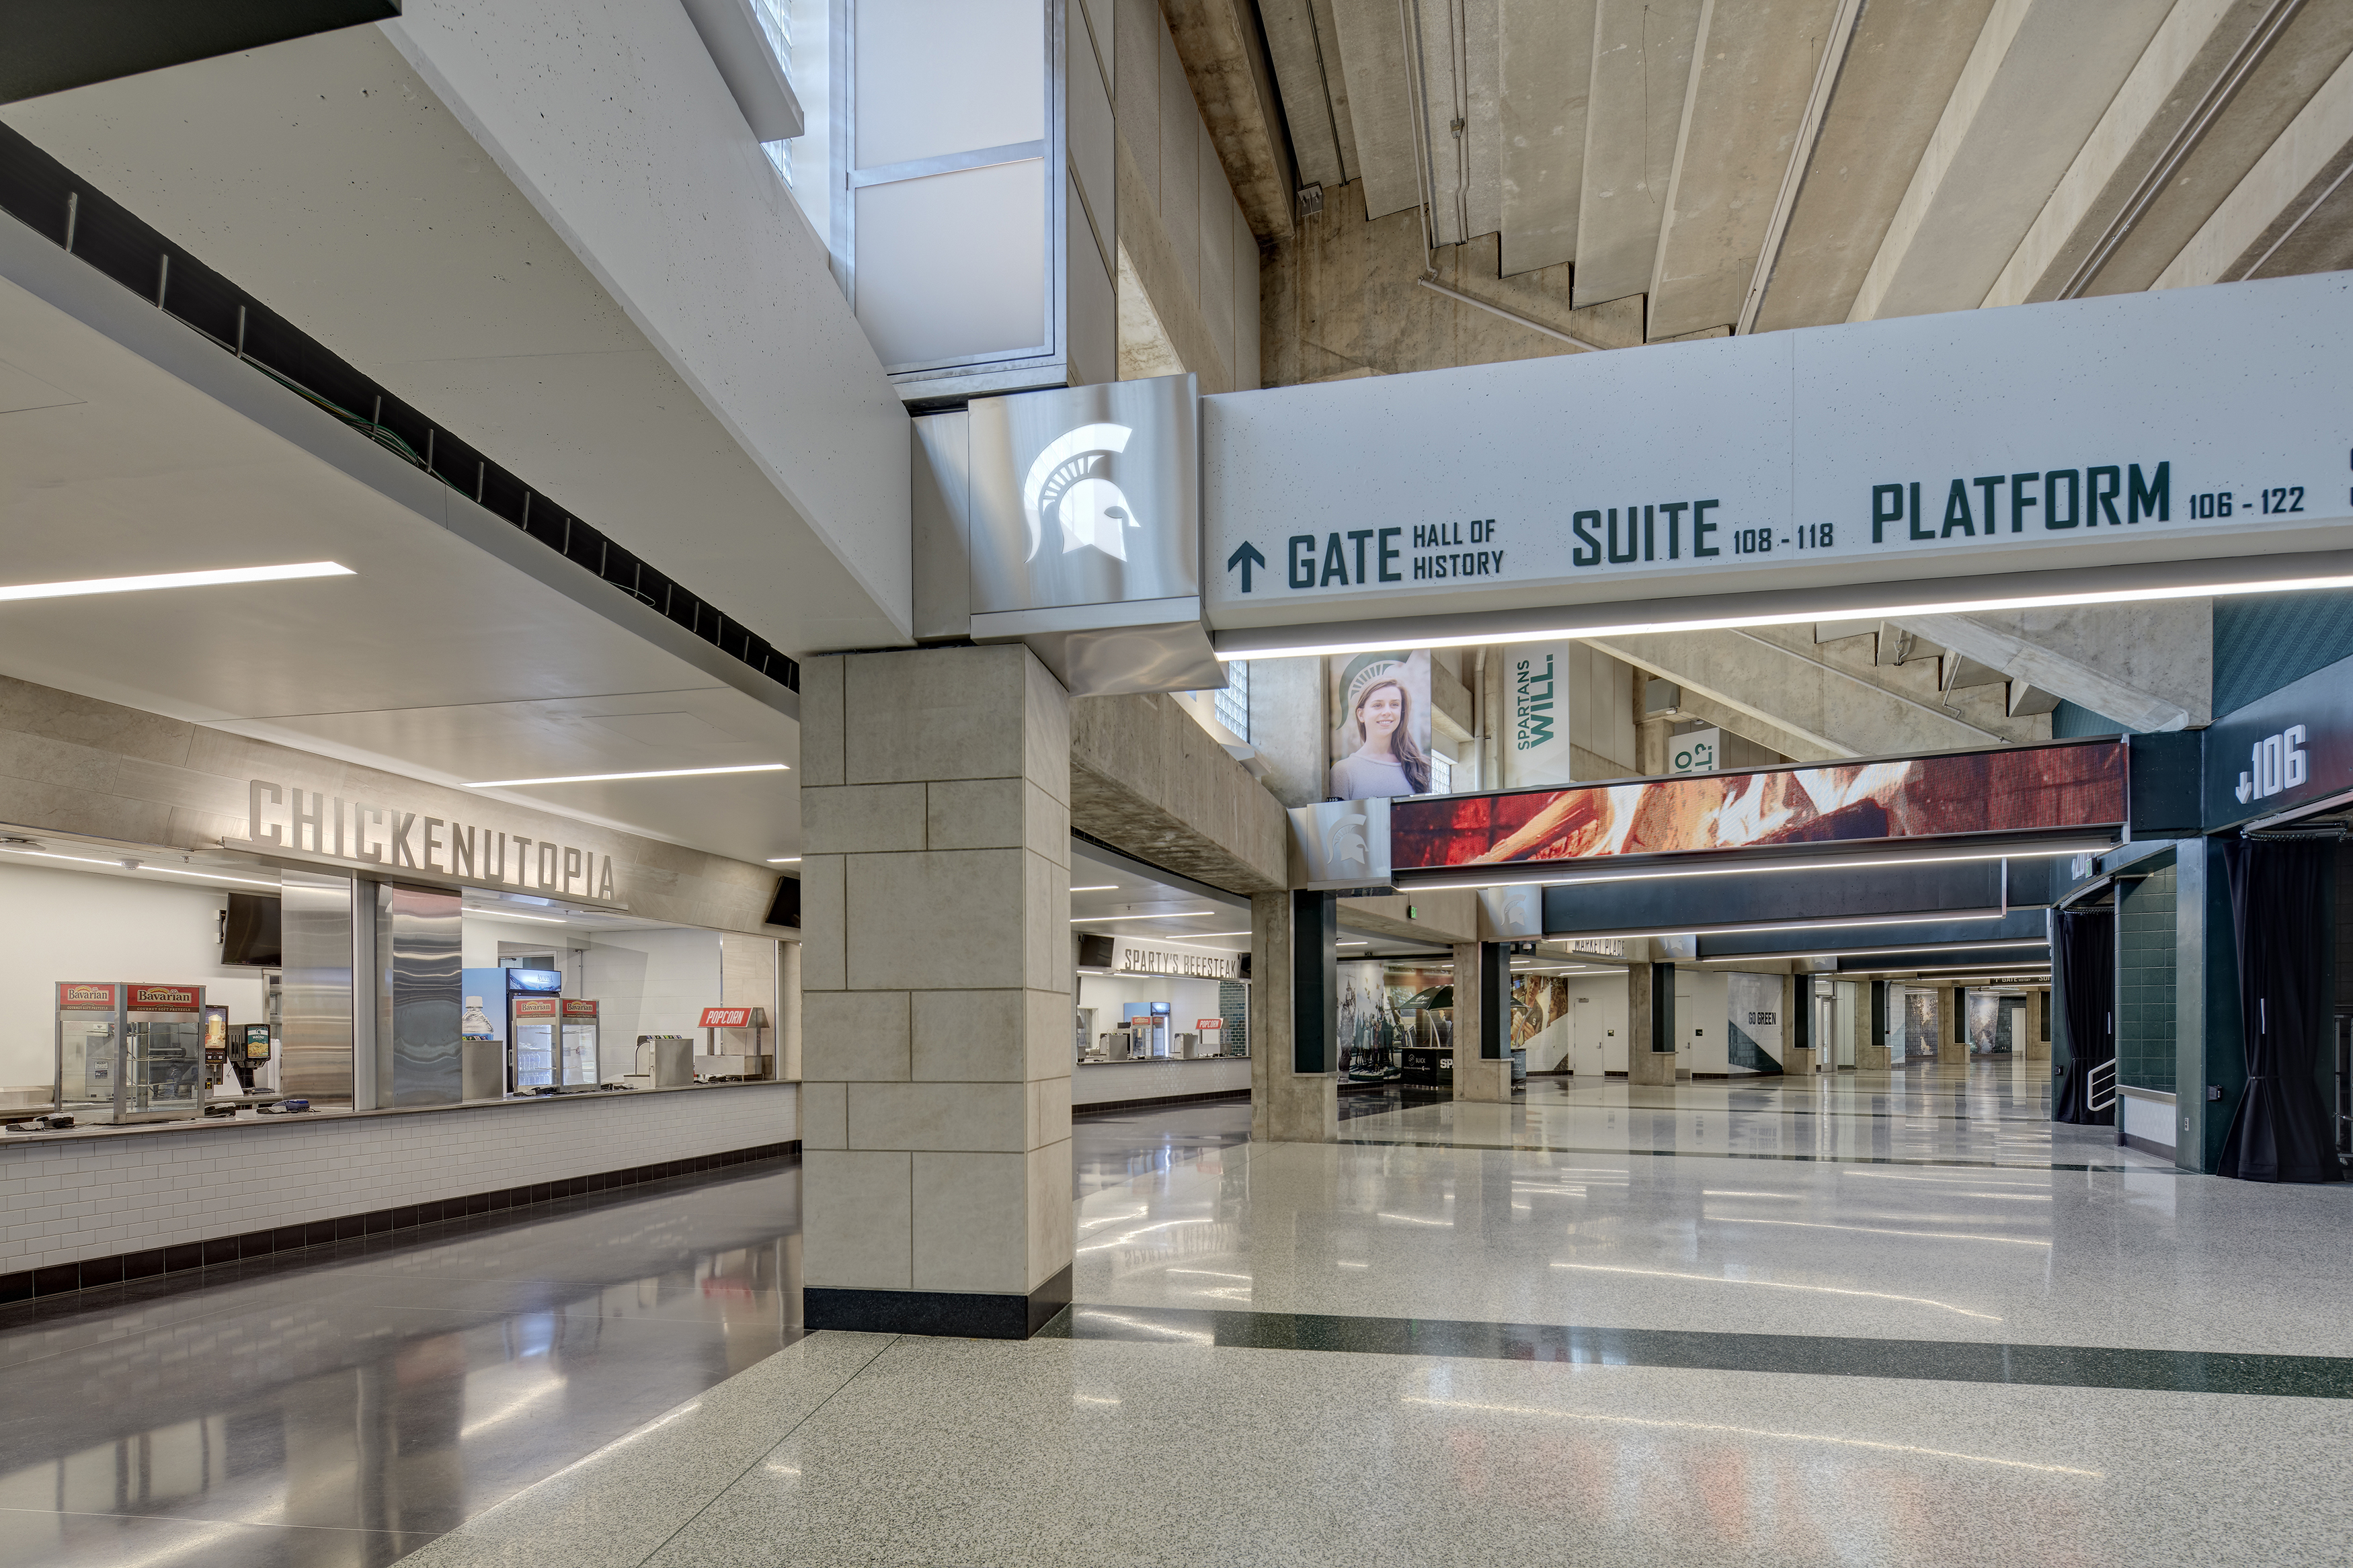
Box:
(1202, 272), (2353, 651)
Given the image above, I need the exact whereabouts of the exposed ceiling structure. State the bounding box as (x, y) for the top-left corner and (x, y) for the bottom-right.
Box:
(1247, 0), (2353, 339)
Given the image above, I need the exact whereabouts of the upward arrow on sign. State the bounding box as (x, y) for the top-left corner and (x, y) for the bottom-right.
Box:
(1226, 540), (1266, 592)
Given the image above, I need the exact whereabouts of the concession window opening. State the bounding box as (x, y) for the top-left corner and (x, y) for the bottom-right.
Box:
(1390, 740), (2128, 879)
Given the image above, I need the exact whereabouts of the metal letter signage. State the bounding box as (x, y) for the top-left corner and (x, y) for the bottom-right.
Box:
(1203, 273), (2353, 652)
(2204, 649), (2353, 829)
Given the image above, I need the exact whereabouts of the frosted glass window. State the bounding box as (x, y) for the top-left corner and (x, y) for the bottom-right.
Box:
(855, 159), (1046, 366)
(856, 0), (1043, 169)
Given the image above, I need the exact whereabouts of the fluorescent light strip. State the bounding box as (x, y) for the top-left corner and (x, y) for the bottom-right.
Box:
(0, 846), (280, 889)
(1769, 940), (2050, 961)
(465, 763), (789, 787)
(1071, 884), (1121, 892)
(1070, 911), (1216, 922)
(767, 857), (801, 864)
(0, 561), (353, 603)
(1400, 842), (2111, 894)
(1552, 911), (2005, 944)
(1220, 573), (2353, 661)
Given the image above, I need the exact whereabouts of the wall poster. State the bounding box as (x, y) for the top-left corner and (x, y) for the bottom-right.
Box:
(1328, 649), (1435, 800)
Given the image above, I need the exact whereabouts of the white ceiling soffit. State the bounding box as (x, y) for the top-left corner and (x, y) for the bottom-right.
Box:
(0, 215), (798, 865)
(0, 8), (911, 655)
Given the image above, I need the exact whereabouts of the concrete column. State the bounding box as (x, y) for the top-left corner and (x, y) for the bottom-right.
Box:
(2026, 986), (2052, 1061)
(797, 646), (1073, 1339)
(1780, 972), (1815, 1077)
(1250, 890), (1337, 1141)
(1628, 960), (1675, 1085)
(1452, 942), (1512, 1102)
(1857, 980), (1892, 1069)
(1932, 985), (1960, 1068)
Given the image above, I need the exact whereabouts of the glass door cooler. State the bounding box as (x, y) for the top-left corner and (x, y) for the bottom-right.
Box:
(559, 999), (599, 1088)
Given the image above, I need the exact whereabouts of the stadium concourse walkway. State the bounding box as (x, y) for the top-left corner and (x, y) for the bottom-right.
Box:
(5, 1063), (2350, 1566)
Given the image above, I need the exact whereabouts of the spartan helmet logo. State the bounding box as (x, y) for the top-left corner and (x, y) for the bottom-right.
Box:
(1504, 889), (1535, 930)
(1023, 423), (1140, 563)
(1329, 811), (1370, 872)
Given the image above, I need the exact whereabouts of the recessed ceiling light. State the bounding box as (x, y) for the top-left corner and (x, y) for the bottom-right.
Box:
(768, 856), (801, 864)
(0, 561), (354, 603)
(1071, 884), (1121, 892)
(465, 763), (790, 787)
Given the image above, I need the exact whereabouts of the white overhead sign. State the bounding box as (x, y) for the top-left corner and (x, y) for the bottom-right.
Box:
(1203, 273), (2353, 651)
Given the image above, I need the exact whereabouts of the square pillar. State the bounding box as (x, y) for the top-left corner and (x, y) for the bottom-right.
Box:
(1858, 980), (1892, 1069)
(1781, 972), (1814, 1077)
(797, 647), (1073, 1339)
(1452, 942), (1511, 1101)
(2026, 987), (2052, 1061)
(1629, 960), (1675, 1085)
(1250, 890), (1337, 1141)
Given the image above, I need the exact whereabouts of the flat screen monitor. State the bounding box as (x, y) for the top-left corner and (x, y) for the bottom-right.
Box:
(221, 893), (282, 967)
(766, 874), (800, 928)
(1150, 1002), (1170, 1015)
(505, 968), (563, 994)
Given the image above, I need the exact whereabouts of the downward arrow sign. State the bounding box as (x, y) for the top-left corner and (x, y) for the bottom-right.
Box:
(1226, 540), (1267, 592)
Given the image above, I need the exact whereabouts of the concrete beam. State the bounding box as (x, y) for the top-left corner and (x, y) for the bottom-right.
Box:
(1892, 602), (2212, 730)
(1847, 0), (2176, 323)
(1497, 0), (1595, 276)
(1260, 0), (1353, 190)
(1983, 0), (2353, 306)
(1337, 891), (1478, 945)
(1751, 0), (1995, 332)
(1325, 0), (1421, 222)
(1070, 692), (1289, 895)
(1588, 628), (2013, 759)
(1574, 0), (1702, 308)
(1647, 0), (1841, 340)
(2155, 43), (2353, 289)
(1258, 179), (1642, 386)
(1160, 0), (1298, 241)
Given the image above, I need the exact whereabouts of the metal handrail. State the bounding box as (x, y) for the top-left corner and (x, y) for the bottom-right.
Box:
(2087, 1059), (2118, 1113)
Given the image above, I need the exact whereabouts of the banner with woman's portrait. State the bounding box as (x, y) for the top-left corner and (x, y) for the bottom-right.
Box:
(1327, 649), (1434, 801)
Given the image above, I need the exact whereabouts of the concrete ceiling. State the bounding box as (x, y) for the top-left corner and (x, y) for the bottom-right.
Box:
(1070, 842), (1251, 954)
(1255, 0), (2353, 339)
(0, 213), (799, 866)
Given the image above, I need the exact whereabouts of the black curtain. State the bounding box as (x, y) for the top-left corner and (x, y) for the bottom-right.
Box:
(2218, 839), (2343, 1183)
(2052, 909), (2114, 1126)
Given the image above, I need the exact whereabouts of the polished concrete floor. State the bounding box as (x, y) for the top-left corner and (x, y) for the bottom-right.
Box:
(7, 1063), (2351, 1566)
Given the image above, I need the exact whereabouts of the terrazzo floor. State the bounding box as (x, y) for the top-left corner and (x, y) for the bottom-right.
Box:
(7, 1061), (2350, 1565)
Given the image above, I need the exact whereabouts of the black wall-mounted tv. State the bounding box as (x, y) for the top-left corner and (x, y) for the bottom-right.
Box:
(221, 893), (282, 967)
(1077, 934), (1114, 969)
(766, 874), (801, 929)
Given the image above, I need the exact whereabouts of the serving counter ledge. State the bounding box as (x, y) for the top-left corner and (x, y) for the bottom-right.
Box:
(1, 1079), (798, 1306)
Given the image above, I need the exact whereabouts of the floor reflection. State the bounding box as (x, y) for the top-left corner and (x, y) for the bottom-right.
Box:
(0, 1162), (801, 1567)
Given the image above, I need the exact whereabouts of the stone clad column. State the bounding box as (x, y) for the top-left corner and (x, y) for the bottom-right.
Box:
(1933, 984), (1961, 1068)
(1451, 941), (1511, 1101)
(1780, 973), (1814, 1077)
(2026, 987), (2052, 1060)
(797, 647), (1073, 1338)
(1251, 890), (1337, 1141)
(1857, 981), (1892, 1069)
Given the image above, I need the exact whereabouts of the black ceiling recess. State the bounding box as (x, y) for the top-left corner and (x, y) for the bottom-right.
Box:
(0, 1), (403, 106)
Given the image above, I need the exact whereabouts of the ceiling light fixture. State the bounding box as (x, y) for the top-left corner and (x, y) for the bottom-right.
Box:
(464, 909), (568, 924)
(767, 856), (801, 864)
(0, 845), (280, 889)
(1071, 884), (1121, 892)
(1070, 911), (1217, 922)
(1218, 574), (2353, 662)
(464, 763), (789, 788)
(1548, 911), (2005, 944)
(0, 561), (354, 604)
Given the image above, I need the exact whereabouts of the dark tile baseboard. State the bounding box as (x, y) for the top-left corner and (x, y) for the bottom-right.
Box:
(805, 1264), (1074, 1340)
(0, 1139), (801, 1307)
(1072, 1089), (1250, 1117)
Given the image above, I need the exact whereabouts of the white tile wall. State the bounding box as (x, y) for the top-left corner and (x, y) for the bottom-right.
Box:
(0, 1082), (795, 1275)
(1072, 1057), (1250, 1105)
